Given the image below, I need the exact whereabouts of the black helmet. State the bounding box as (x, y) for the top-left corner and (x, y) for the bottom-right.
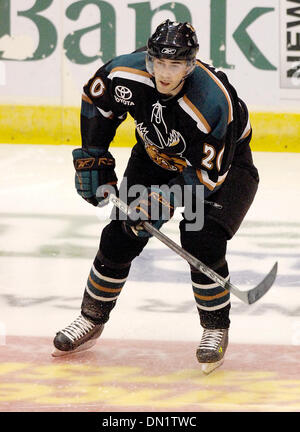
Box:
(147, 20), (199, 61)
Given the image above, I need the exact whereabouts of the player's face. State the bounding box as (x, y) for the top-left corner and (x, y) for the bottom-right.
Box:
(153, 58), (188, 96)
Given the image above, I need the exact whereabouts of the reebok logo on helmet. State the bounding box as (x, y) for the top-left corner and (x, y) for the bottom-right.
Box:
(161, 47), (177, 55)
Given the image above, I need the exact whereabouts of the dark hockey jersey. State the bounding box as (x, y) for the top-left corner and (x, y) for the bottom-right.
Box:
(81, 51), (251, 196)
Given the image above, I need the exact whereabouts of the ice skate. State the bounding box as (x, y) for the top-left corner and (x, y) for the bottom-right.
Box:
(196, 328), (228, 374)
(52, 314), (104, 357)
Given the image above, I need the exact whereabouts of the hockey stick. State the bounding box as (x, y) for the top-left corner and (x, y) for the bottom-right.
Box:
(108, 194), (278, 305)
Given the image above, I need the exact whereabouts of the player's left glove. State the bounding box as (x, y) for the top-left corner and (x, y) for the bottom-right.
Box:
(73, 147), (118, 206)
(122, 186), (175, 239)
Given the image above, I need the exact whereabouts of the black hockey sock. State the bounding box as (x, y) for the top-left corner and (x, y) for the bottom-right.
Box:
(192, 262), (231, 329)
(81, 255), (130, 324)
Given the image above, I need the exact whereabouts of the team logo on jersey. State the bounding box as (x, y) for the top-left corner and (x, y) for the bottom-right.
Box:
(135, 101), (187, 172)
(144, 143), (187, 172)
(151, 101), (186, 154)
(114, 85), (134, 106)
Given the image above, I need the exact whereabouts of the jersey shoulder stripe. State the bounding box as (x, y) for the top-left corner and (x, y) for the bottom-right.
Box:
(178, 95), (211, 134)
(108, 67), (154, 88)
(105, 52), (154, 87)
(105, 51), (147, 72)
(184, 61), (234, 140)
(196, 61), (233, 125)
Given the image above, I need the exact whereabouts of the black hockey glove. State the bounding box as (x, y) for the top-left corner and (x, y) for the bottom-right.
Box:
(122, 186), (175, 239)
(73, 147), (118, 206)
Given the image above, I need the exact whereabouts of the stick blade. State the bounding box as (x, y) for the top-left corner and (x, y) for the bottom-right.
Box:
(246, 262), (278, 305)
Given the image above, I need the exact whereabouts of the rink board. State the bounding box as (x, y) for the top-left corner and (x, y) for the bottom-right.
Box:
(1, 106), (300, 152)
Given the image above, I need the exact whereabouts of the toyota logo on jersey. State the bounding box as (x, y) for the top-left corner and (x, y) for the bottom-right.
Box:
(115, 86), (132, 100)
(114, 85), (134, 106)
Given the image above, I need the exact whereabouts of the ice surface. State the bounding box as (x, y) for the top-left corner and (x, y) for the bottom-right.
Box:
(0, 144), (299, 346)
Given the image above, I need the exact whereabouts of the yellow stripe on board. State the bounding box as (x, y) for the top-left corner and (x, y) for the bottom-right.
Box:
(0, 105), (79, 145)
(249, 112), (300, 152)
(0, 105), (299, 152)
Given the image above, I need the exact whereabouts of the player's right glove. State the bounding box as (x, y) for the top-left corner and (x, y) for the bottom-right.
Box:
(73, 147), (118, 206)
(122, 186), (175, 239)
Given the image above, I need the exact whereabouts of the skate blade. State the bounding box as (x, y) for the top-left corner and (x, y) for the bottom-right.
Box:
(201, 359), (224, 375)
(51, 339), (97, 357)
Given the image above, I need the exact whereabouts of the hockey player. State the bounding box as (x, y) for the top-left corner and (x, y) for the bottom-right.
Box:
(52, 20), (259, 374)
